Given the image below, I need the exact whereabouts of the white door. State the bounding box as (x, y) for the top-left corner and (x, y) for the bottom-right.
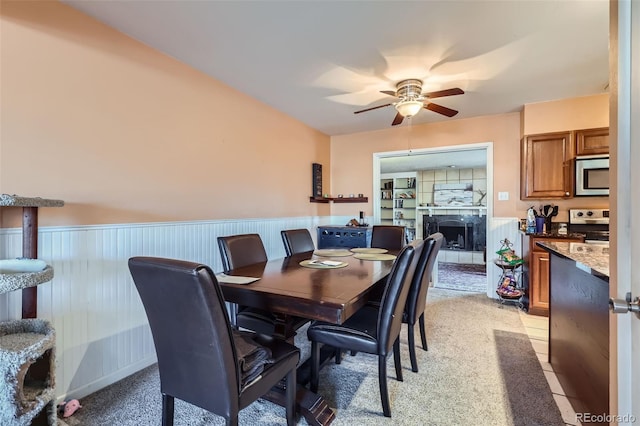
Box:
(612, 0), (639, 423)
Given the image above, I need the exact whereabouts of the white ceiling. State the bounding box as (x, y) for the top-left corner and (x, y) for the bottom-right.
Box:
(63, 0), (609, 139)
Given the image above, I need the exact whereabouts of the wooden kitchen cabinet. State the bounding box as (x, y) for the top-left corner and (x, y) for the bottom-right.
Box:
(522, 234), (584, 316)
(575, 127), (609, 156)
(521, 132), (573, 199)
(529, 251), (550, 315)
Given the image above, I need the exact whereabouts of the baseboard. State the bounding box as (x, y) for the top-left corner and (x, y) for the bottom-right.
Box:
(55, 355), (157, 403)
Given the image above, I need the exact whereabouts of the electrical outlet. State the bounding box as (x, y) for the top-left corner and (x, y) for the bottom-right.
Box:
(498, 192), (509, 201)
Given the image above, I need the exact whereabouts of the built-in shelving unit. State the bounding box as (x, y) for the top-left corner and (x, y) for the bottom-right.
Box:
(380, 173), (417, 241)
(380, 177), (394, 225)
(0, 194), (64, 426)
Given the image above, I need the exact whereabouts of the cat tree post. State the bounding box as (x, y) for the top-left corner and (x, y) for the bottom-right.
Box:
(22, 206), (39, 318)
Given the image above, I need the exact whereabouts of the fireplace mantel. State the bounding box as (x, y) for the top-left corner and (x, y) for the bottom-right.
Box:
(418, 206), (487, 217)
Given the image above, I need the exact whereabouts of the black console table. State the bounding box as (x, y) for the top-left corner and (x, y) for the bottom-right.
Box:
(317, 226), (371, 249)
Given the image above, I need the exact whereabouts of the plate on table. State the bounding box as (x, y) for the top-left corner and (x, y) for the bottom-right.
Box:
(353, 253), (397, 261)
(350, 248), (388, 254)
(299, 259), (349, 269)
(313, 249), (354, 257)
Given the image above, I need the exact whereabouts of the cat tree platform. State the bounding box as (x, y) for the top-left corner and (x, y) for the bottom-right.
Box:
(0, 319), (57, 425)
(0, 194), (64, 208)
(0, 266), (54, 294)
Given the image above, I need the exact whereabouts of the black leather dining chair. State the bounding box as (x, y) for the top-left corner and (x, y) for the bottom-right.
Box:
(217, 234), (277, 335)
(218, 233), (269, 272)
(281, 228), (315, 256)
(306, 240), (422, 418)
(403, 232), (443, 372)
(370, 225), (406, 250)
(128, 257), (299, 426)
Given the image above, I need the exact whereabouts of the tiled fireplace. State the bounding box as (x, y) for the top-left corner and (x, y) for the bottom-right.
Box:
(416, 167), (487, 265)
(423, 213), (486, 264)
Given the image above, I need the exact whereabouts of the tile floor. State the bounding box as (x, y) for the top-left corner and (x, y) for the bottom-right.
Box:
(519, 312), (582, 426)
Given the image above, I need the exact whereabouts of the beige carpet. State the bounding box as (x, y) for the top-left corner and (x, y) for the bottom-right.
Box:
(62, 289), (563, 425)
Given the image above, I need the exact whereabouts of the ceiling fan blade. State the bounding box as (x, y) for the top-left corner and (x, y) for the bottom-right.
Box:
(354, 103), (392, 114)
(423, 88), (464, 99)
(425, 102), (459, 117)
(391, 112), (404, 126)
(380, 90), (397, 97)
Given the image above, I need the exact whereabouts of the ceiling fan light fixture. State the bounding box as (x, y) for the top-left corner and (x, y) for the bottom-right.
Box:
(395, 100), (423, 118)
(353, 79), (463, 125)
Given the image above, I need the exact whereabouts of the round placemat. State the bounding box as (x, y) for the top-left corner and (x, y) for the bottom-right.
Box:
(349, 248), (388, 254)
(313, 249), (354, 257)
(299, 260), (349, 269)
(353, 253), (397, 261)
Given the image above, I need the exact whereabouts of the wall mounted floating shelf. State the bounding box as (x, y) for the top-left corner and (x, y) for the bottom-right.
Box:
(309, 196), (368, 203)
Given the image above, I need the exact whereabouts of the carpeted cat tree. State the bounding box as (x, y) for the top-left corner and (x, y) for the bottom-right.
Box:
(0, 319), (57, 425)
(0, 194), (64, 425)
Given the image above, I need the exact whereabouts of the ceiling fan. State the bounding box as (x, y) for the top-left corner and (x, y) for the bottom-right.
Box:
(354, 79), (464, 126)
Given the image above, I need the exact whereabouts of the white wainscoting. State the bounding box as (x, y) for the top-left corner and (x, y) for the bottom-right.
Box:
(0, 216), (341, 401)
(485, 217), (521, 298)
(0, 215), (518, 401)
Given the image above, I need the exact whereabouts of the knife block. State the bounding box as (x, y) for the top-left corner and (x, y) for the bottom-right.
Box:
(545, 218), (553, 233)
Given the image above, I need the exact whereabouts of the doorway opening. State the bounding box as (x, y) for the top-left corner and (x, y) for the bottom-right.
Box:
(372, 142), (493, 295)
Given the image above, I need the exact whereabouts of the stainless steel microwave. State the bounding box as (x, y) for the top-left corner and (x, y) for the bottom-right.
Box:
(575, 155), (609, 196)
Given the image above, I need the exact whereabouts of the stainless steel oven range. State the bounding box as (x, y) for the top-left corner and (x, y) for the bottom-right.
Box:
(568, 208), (609, 244)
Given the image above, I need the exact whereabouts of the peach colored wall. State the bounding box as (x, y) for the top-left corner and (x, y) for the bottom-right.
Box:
(517, 93), (610, 222)
(1, 3), (610, 229)
(0, 1), (331, 227)
(523, 93), (609, 135)
(330, 113), (522, 218)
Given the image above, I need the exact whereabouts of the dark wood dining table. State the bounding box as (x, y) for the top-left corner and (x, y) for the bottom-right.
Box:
(218, 251), (396, 426)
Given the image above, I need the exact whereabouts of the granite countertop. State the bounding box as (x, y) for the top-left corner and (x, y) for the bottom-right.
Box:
(536, 241), (609, 281)
(519, 230), (586, 239)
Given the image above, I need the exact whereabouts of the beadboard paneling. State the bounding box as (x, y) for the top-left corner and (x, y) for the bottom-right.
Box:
(486, 217), (521, 298)
(0, 216), (334, 400)
(0, 214), (513, 400)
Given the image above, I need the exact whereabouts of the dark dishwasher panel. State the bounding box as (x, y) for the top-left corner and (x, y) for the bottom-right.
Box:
(317, 226), (372, 249)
